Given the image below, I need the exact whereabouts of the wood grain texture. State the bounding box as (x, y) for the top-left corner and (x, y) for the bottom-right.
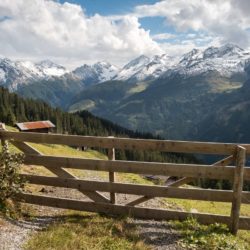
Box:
(130, 155), (236, 206)
(108, 147), (116, 204)
(230, 146), (246, 235)
(17, 193), (250, 230)
(20, 174), (248, 203)
(2, 130), (249, 155)
(23, 154), (236, 180)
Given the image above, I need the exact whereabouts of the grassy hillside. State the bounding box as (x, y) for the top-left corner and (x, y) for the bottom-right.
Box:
(67, 72), (250, 143)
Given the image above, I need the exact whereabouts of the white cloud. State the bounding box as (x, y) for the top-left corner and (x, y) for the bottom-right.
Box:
(0, 0), (249, 69)
(135, 0), (250, 48)
(158, 35), (223, 58)
(0, 0), (163, 68)
(152, 33), (176, 41)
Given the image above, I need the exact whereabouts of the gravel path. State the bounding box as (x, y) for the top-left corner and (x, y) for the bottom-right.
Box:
(133, 219), (183, 250)
(0, 204), (62, 250)
(0, 215), (55, 250)
(0, 181), (184, 249)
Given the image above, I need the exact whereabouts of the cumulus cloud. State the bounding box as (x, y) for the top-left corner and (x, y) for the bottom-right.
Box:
(0, 0), (249, 68)
(0, 0), (163, 68)
(135, 0), (250, 48)
(152, 33), (176, 41)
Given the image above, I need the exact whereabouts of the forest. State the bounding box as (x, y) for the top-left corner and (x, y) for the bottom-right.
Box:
(0, 86), (196, 164)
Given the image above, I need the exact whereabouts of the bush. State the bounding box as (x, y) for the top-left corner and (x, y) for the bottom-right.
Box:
(0, 143), (24, 215)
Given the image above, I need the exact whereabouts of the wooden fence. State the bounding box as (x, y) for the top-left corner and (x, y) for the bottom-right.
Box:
(0, 129), (250, 235)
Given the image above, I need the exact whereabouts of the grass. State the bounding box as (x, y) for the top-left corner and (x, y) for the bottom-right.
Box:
(170, 217), (248, 250)
(166, 198), (250, 245)
(29, 143), (107, 159)
(24, 211), (149, 250)
(127, 82), (149, 95)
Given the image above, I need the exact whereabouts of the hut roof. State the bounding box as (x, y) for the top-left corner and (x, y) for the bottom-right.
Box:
(16, 120), (55, 131)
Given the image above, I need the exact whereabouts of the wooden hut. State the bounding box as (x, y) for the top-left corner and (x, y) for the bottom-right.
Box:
(15, 120), (55, 133)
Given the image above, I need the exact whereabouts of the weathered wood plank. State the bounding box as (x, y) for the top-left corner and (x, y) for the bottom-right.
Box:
(8, 138), (110, 204)
(230, 146), (246, 235)
(213, 155), (235, 167)
(245, 168), (250, 181)
(1, 130), (246, 155)
(170, 155), (235, 188)
(126, 196), (151, 206)
(23, 154), (236, 180)
(108, 147), (116, 204)
(43, 167), (110, 203)
(127, 155), (235, 206)
(20, 174), (249, 203)
(16, 193), (250, 230)
(10, 141), (41, 155)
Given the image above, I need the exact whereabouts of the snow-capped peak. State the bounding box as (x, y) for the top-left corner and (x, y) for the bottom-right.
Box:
(35, 60), (67, 77)
(72, 61), (119, 86)
(1, 43), (250, 92)
(203, 43), (244, 59)
(179, 49), (203, 66)
(123, 55), (150, 70)
(165, 43), (250, 78)
(115, 54), (179, 82)
(0, 58), (68, 91)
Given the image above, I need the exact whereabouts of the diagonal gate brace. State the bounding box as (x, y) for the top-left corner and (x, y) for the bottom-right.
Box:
(127, 154), (235, 206)
(7, 133), (110, 204)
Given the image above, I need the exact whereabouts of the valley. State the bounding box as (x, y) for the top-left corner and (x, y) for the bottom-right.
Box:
(1, 43), (250, 142)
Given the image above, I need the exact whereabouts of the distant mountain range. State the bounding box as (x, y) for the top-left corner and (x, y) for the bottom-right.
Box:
(1, 43), (249, 90)
(2, 43), (250, 142)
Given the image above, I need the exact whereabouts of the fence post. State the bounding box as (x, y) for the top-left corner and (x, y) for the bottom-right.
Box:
(108, 137), (116, 204)
(230, 145), (245, 235)
(0, 123), (7, 148)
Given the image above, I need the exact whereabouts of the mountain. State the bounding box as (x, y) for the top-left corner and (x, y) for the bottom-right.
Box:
(0, 58), (68, 91)
(1, 43), (249, 93)
(165, 43), (250, 78)
(114, 54), (178, 82)
(68, 44), (250, 142)
(2, 43), (250, 143)
(195, 78), (250, 143)
(0, 58), (120, 108)
(73, 61), (119, 86)
(112, 43), (249, 83)
(17, 75), (85, 109)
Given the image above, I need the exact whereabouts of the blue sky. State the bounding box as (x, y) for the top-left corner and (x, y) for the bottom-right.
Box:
(60, 0), (171, 36)
(0, 0), (249, 68)
(60, 0), (158, 16)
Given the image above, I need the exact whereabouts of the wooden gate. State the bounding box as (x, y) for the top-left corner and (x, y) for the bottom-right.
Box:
(0, 129), (250, 235)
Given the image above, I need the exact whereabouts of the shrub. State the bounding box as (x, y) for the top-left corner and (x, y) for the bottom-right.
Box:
(0, 143), (24, 216)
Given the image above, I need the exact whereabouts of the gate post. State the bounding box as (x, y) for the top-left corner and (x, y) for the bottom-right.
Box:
(108, 137), (116, 204)
(0, 123), (7, 148)
(230, 145), (246, 235)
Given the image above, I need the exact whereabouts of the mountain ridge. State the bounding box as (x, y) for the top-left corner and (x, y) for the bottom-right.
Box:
(2, 43), (250, 143)
(2, 43), (249, 91)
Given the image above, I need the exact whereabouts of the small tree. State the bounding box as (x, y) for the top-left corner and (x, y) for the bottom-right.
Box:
(0, 143), (24, 214)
